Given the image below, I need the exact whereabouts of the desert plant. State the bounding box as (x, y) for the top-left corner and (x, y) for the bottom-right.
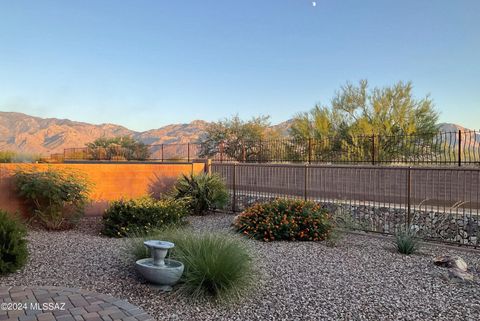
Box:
(394, 229), (419, 255)
(102, 197), (188, 237)
(124, 228), (254, 302)
(0, 210), (28, 275)
(234, 199), (333, 241)
(86, 136), (150, 160)
(14, 167), (90, 230)
(0, 151), (16, 163)
(171, 173), (229, 215)
(0, 151), (41, 163)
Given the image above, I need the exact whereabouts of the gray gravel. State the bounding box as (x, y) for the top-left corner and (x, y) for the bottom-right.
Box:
(2, 214), (480, 321)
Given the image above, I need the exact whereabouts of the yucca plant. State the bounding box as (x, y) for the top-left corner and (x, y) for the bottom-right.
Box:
(171, 173), (229, 215)
(394, 229), (419, 255)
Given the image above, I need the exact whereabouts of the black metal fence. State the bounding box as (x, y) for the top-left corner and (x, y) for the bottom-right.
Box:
(208, 130), (480, 166)
(57, 130), (480, 166)
(211, 162), (480, 246)
(62, 143), (202, 162)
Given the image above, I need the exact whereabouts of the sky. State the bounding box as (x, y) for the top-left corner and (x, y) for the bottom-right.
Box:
(0, 0), (479, 131)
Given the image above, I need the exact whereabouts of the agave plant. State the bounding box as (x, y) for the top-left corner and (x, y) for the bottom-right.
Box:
(172, 173), (229, 215)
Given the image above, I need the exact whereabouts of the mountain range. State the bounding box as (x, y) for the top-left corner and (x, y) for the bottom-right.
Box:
(0, 111), (476, 156)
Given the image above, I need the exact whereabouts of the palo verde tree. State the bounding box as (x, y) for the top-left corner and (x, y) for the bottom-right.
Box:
(86, 136), (150, 161)
(198, 115), (281, 161)
(290, 80), (440, 162)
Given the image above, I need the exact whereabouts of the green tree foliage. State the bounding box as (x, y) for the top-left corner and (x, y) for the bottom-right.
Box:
(86, 136), (150, 161)
(290, 80), (439, 162)
(198, 115), (280, 161)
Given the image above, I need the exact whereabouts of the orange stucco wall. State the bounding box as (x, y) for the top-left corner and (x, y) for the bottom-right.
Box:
(0, 162), (205, 217)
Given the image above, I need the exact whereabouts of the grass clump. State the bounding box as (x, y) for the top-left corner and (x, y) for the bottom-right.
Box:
(124, 228), (254, 302)
(171, 173), (229, 215)
(0, 210), (28, 275)
(394, 229), (419, 255)
(102, 197), (188, 237)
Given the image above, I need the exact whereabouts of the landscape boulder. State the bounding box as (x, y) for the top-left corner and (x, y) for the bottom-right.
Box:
(433, 255), (468, 272)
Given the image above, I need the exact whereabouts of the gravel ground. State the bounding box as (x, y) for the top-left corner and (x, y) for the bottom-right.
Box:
(2, 214), (480, 321)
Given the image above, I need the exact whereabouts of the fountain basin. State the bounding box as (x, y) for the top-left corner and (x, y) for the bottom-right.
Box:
(135, 258), (184, 285)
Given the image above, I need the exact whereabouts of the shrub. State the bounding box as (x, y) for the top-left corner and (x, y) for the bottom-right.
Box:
(0, 210), (28, 275)
(0, 151), (41, 163)
(124, 228), (254, 302)
(14, 168), (90, 230)
(0, 151), (16, 163)
(171, 173), (229, 215)
(394, 229), (419, 255)
(102, 197), (188, 237)
(234, 199), (333, 241)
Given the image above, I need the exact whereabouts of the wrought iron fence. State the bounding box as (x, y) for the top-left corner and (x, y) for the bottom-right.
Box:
(62, 143), (202, 162)
(207, 130), (480, 166)
(211, 162), (480, 246)
(57, 130), (480, 166)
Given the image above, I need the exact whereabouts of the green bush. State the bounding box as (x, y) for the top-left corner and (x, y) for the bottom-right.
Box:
(102, 197), (188, 237)
(234, 199), (333, 241)
(0, 210), (28, 275)
(14, 168), (90, 230)
(0, 151), (16, 163)
(394, 229), (419, 255)
(124, 228), (253, 302)
(171, 173), (229, 215)
(0, 151), (41, 163)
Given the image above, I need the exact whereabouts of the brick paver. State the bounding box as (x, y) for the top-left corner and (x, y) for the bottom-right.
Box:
(0, 287), (154, 321)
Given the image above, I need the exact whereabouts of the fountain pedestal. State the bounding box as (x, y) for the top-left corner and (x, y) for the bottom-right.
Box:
(135, 240), (184, 286)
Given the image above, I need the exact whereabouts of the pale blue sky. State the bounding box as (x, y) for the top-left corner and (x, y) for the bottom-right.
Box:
(0, 0), (479, 131)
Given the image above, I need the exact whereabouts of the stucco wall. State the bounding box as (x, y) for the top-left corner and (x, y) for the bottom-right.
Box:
(0, 162), (205, 216)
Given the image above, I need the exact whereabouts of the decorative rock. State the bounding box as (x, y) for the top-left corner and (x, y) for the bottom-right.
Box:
(433, 255), (468, 272)
(448, 268), (474, 282)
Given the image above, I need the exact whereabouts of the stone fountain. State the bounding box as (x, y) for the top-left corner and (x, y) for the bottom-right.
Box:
(135, 240), (184, 288)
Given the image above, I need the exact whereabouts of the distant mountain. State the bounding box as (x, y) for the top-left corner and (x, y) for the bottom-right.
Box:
(0, 111), (209, 155)
(0, 111), (476, 156)
(437, 123), (480, 147)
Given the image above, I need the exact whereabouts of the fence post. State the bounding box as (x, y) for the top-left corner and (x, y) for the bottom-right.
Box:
(304, 164), (308, 201)
(308, 138), (312, 164)
(458, 130), (462, 167)
(406, 166), (412, 228)
(371, 134), (375, 165)
(187, 143), (190, 163)
(161, 144), (164, 162)
(232, 163), (237, 212)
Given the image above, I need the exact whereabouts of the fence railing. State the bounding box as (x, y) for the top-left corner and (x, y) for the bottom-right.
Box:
(56, 130), (480, 166)
(211, 162), (480, 246)
(207, 130), (480, 166)
(61, 143), (202, 162)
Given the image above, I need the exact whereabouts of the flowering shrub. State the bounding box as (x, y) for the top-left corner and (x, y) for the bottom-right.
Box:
(234, 199), (333, 241)
(101, 197), (188, 237)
